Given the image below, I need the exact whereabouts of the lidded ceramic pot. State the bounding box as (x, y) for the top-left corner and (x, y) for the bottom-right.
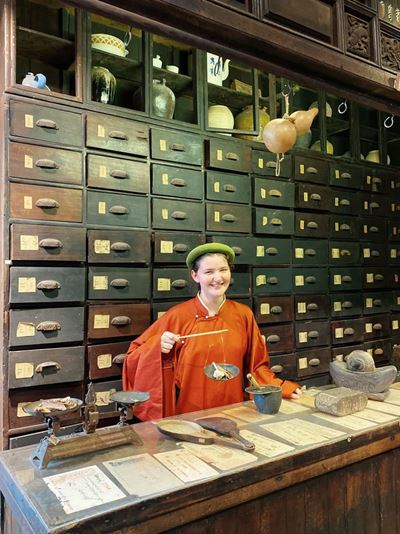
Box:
(92, 66), (116, 104)
(234, 105), (270, 141)
(152, 79), (175, 119)
(208, 105), (234, 135)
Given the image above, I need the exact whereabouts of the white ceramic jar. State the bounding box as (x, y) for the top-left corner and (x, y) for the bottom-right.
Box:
(208, 105), (234, 134)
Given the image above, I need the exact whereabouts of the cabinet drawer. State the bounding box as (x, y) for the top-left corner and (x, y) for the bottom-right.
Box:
(9, 142), (82, 185)
(227, 271), (251, 296)
(330, 292), (363, 318)
(153, 268), (195, 299)
(10, 101), (82, 147)
(152, 300), (183, 321)
(207, 203), (251, 233)
(358, 192), (389, 217)
(9, 306), (85, 347)
(362, 267), (387, 289)
(361, 243), (388, 266)
(207, 171), (250, 203)
(295, 294), (329, 320)
(295, 183), (329, 211)
(331, 318), (365, 345)
(92, 379), (122, 414)
(253, 267), (292, 295)
(151, 128), (203, 165)
(9, 266), (86, 304)
(8, 346), (85, 389)
(254, 208), (294, 235)
(295, 347), (331, 378)
(252, 150), (292, 177)
(332, 344), (363, 362)
(295, 212), (328, 238)
(329, 215), (358, 239)
(153, 164), (203, 199)
(359, 217), (387, 242)
(329, 163), (362, 189)
(87, 191), (148, 227)
(364, 339), (391, 364)
(389, 220), (400, 242)
(363, 314), (391, 340)
(88, 267), (150, 299)
(363, 292), (392, 315)
(363, 169), (390, 194)
(252, 237), (291, 265)
(292, 239), (328, 266)
(209, 235), (254, 265)
(87, 154), (149, 194)
(86, 112), (149, 156)
(294, 155), (328, 184)
(206, 138), (251, 172)
(88, 229), (150, 264)
(295, 321), (330, 348)
(87, 303), (150, 340)
(261, 323), (294, 354)
(154, 232), (205, 263)
(87, 340), (131, 380)
(330, 189), (360, 215)
(253, 295), (294, 324)
(293, 267), (328, 294)
(10, 183), (83, 223)
(389, 244), (400, 264)
(329, 241), (360, 265)
(329, 267), (362, 291)
(269, 353), (296, 380)
(10, 224), (86, 261)
(9, 424), (83, 449)
(152, 198), (204, 231)
(254, 177), (294, 208)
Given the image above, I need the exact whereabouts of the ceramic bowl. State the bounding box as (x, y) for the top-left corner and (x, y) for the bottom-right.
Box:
(91, 34), (128, 57)
(166, 65), (179, 73)
(245, 385), (282, 414)
(311, 140), (334, 155)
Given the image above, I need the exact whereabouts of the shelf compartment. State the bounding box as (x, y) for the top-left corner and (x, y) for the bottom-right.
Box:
(17, 26), (74, 70)
(153, 68), (192, 94)
(91, 50), (141, 80)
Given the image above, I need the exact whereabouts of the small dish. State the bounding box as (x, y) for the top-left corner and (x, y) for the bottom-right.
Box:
(91, 33), (128, 57)
(203, 363), (240, 381)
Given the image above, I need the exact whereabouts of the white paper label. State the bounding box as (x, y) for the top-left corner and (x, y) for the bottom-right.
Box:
(15, 362), (34, 379)
(299, 220), (305, 230)
(162, 173), (169, 185)
(16, 322), (35, 337)
(20, 235), (39, 251)
(262, 216), (268, 226)
(256, 275), (266, 286)
(256, 245), (264, 257)
(97, 125), (105, 137)
(297, 302), (306, 314)
(160, 240), (174, 253)
(217, 149), (223, 161)
(18, 277), (36, 293)
(366, 273), (374, 283)
(157, 278), (171, 291)
(98, 201), (106, 214)
(303, 192), (309, 202)
(365, 323), (373, 333)
(97, 354), (112, 369)
(214, 181), (220, 193)
(99, 165), (107, 178)
(93, 315), (110, 329)
(331, 248), (340, 259)
(24, 154), (33, 168)
(366, 298), (373, 308)
(162, 208), (169, 220)
(391, 249), (397, 259)
(258, 158), (263, 169)
(214, 211), (220, 222)
(93, 276), (108, 290)
(295, 275), (304, 286)
(393, 320), (399, 330)
(363, 248), (371, 258)
(333, 301), (342, 312)
(159, 139), (167, 151)
(334, 274), (342, 285)
(295, 248), (304, 259)
(260, 188), (266, 199)
(260, 303), (270, 315)
(94, 240), (110, 254)
(24, 114), (34, 128)
(298, 332), (308, 343)
(298, 357), (308, 369)
(23, 196), (32, 210)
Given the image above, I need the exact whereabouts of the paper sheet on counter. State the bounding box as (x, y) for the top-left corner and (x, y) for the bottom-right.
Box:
(177, 442), (257, 471)
(367, 400), (400, 416)
(279, 399), (311, 414)
(353, 408), (397, 424)
(154, 449), (218, 483)
(221, 405), (274, 423)
(382, 389), (400, 406)
(312, 412), (377, 431)
(261, 418), (346, 446)
(239, 429), (294, 457)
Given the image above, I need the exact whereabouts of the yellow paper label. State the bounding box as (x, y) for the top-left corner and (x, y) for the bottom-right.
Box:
(258, 158), (263, 169)
(298, 332), (308, 343)
(97, 124), (105, 138)
(256, 275), (266, 286)
(391, 249), (397, 259)
(363, 248), (371, 258)
(157, 311), (167, 319)
(214, 181), (220, 193)
(95, 391), (111, 406)
(99, 165), (107, 178)
(393, 320), (399, 330)
(335, 222), (339, 232)
(334, 301), (342, 312)
(297, 302), (307, 314)
(298, 357), (308, 369)
(217, 149), (223, 161)
(16, 322), (35, 337)
(364, 201), (368, 210)
(24, 155), (33, 169)
(98, 201), (106, 214)
(363, 224), (368, 234)
(394, 227), (398, 236)
(256, 245), (264, 257)
(295, 275), (304, 286)
(392, 203), (396, 212)
(214, 211), (220, 222)
(18, 277), (36, 293)
(20, 235), (39, 251)
(15, 362), (34, 379)
(366, 273), (374, 283)
(334, 274), (342, 285)
(160, 240), (174, 254)
(397, 297), (400, 305)
(335, 327), (344, 339)
(366, 298), (373, 308)
(299, 163), (305, 174)
(93, 314), (110, 329)
(260, 303), (270, 315)
(303, 192), (309, 202)
(94, 240), (110, 254)
(335, 197), (339, 207)
(162, 208), (169, 220)
(93, 276), (108, 290)
(335, 169), (340, 179)
(159, 139), (167, 151)
(162, 173), (169, 185)
(17, 402), (31, 418)
(365, 323), (373, 333)
(157, 278), (171, 291)
(97, 353), (112, 369)
(262, 216), (268, 226)
(24, 114), (34, 128)
(295, 248), (304, 259)
(367, 175), (372, 185)
(331, 248), (340, 259)
(260, 188), (266, 199)
(299, 220), (305, 230)
(23, 196), (32, 210)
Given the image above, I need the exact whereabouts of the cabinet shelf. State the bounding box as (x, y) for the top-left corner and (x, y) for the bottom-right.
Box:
(208, 83), (257, 111)
(153, 68), (192, 94)
(17, 26), (74, 70)
(327, 117), (350, 136)
(92, 50), (141, 80)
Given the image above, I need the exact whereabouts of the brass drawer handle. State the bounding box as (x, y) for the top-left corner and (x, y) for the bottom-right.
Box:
(271, 306), (282, 314)
(170, 178), (187, 187)
(309, 357), (321, 366)
(171, 279), (188, 289)
(340, 172), (351, 179)
(110, 170), (128, 179)
(36, 280), (61, 290)
(371, 250), (380, 257)
(110, 278), (129, 288)
(375, 274), (384, 281)
(112, 353), (126, 364)
(342, 301), (353, 309)
(267, 334), (280, 343)
(222, 214), (236, 223)
(305, 276), (316, 284)
(372, 299), (382, 306)
(171, 143), (185, 151)
(36, 321), (61, 331)
(370, 226), (379, 232)
(270, 364), (283, 373)
(35, 159), (58, 169)
(35, 198), (60, 209)
(307, 303), (319, 311)
(373, 323), (382, 330)
(39, 238), (63, 249)
(267, 276), (278, 285)
(109, 205), (128, 215)
(266, 160), (277, 168)
(308, 330), (319, 339)
(232, 246), (242, 255)
(269, 189), (282, 197)
(370, 202), (380, 209)
(344, 327), (355, 336)
(271, 218), (282, 226)
(226, 152), (238, 161)
(36, 118), (58, 130)
(375, 348), (384, 356)
(306, 221), (318, 229)
(109, 130), (128, 140)
(173, 243), (188, 253)
(310, 193), (321, 201)
(305, 166), (318, 174)
(171, 211), (187, 220)
(35, 361), (61, 373)
(339, 199), (350, 206)
(340, 224), (350, 231)
(340, 249), (351, 256)
(111, 241), (131, 252)
(111, 316), (131, 326)
(342, 275), (352, 283)
(305, 248), (316, 256)
(223, 184), (237, 193)
(266, 247), (278, 255)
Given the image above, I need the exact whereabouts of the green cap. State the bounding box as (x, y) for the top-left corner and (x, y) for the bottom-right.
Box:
(186, 242), (235, 268)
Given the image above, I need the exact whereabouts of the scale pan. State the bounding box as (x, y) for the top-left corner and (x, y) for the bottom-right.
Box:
(23, 398), (83, 417)
(203, 363), (240, 381)
(110, 391), (150, 405)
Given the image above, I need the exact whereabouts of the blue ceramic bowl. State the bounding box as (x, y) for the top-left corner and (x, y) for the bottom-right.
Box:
(245, 385), (282, 414)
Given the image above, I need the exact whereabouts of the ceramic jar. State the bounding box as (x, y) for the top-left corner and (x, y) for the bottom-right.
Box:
(92, 66), (116, 104)
(234, 105), (270, 141)
(208, 105), (234, 134)
(294, 129), (312, 149)
(152, 79), (175, 119)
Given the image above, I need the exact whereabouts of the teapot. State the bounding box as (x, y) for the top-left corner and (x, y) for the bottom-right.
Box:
(207, 53), (230, 86)
(22, 72), (48, 90)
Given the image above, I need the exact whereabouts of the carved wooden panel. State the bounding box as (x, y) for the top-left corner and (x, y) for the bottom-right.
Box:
(381, 34), (400, 70)
(346, 14), (370, 59)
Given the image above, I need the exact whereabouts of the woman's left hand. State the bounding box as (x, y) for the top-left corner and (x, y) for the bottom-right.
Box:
(290, 387), (302, 399)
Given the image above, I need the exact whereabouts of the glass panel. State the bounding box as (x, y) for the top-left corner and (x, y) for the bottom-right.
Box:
(151, 35), (197, 124)
(384, 113), (399, 166)
(16, 0), (76, 96)
(359, 105), (382, 163)
(327, 94), (351, 159)
(90, 15), (143, 110)
(290, 82), (322, 153)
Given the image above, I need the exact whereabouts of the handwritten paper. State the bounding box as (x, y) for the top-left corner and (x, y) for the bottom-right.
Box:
(353, 408), (397, 424)
(382, 389), (400, 406)
(279, 399), (311, 414)
(221, 405), (274, 423)
(44, 465), (125, 514)
(261, 418), (345, 446)
(239, 429), (294, 458)
(312, 412), (377, 431)
(367, 400), (400, 416)
(154, 449), (218, 483)
(177, 442), (257, 471)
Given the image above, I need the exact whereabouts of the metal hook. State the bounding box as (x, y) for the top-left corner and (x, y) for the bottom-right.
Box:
(338, 100), (348, 115)
(123, 26), (132, 48)
(384, 114), (394, 129)
(281, 79), (292, 98)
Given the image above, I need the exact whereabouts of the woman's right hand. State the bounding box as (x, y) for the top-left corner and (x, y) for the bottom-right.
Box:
(161, 331), (179, 354)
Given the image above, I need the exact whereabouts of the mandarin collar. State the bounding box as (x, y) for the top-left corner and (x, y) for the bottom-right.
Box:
(194, 293), (226, 318)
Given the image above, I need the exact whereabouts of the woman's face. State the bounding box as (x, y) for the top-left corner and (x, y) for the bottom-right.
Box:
(191, 253), (231, 301)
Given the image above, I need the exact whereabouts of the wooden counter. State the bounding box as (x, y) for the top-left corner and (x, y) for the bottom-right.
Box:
(2, 390), (400, 533)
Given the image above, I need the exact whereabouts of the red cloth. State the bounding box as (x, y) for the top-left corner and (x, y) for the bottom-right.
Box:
(123, 297), (299, 420)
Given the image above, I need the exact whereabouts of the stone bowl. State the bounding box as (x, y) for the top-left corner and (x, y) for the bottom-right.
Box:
(245, 385), (282, 414)
(329, 361), (397, 394)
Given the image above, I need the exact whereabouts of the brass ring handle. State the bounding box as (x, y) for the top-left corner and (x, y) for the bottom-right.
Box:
(171, 211), (187, 220)
(110, 278), (129, 288)
(36, 118), (58, 129)
(35, 361), (61, 373)
(110, 170), (128, 179)
(309, 358), (320, 366)
(35, 159), (58, 169)
(266, 247), (278, 255)
(267, 334), (281, 343)
(307, 303), (319, 311)
(223, 184), (236, 193)
(171, 279), (188, 289)
(109, 205), (128, 215)
(173, 243), (188, 253)
(39, 238), (63, 249)
(270, 364), (283, 373)
(36, 280), (61, 290)
(111, 316), (131, 326)
(171, 143), (185, 151)
(222, 214), (236, 222)
(305, 166), (317, 174)
(36, 321), (61, 331)
(35, 198), (60, 209)
(226, 152), (238, 160)
(111, 242), (131, 252)
(305, 248), (316, 256)
(112, 353), (126, 364)
(271, 306), (282, 314)
(170, 178), (187, 187)
(232, 246), (242, 255)
(109, 130), (128, 140)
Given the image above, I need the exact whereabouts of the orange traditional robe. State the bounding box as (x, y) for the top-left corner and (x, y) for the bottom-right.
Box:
(123, 296), (299, 420)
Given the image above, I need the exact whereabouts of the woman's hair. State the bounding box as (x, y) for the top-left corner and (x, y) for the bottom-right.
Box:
(191, 252), (233, 273)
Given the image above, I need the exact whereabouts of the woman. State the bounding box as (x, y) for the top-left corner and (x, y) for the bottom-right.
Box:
(123, 243), (301, 420)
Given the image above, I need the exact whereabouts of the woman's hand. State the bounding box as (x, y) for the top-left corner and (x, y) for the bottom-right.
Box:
(290, 387), (302, 399)
(161, 331), (179, 354)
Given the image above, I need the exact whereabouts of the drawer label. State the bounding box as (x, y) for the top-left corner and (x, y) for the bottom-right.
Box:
(335, 169), (340, 179)
(260, 303), (270, 315)
(214, 211), (220, 223)
(298, 357), (308, 369)
(303, 192), (309, 202)
(299, 164), (305, 174)
(334, 197), (339, 207)
(256, 245), (264, 257)
(160, 240), (174, 253)
(262, 216), (268, 226)
(93, 276), (108, 290)
(366, 298), (373, 308)
(295, 248), (304, 259)
(333, 301), (342, 312)
(335, 222), (339, 232)
(24, 114), (34, 128)
(99, 165), (107, 178)
(295, 275), (304, 286)
(333, 274), (342, 285)
(260, 188), (266, 199)
(157, 311), (167, 319)
(18, 277), (36, 293)
(366, 273), (374, 284)
(367, 175), (372, 185)
(162, 208), (169, 220)
(23, 196), (33, 210)
(24, 154), (33, 168)
(335, 327), (344, 338)
(97, 353), (112, 369)
(98, 201), (106, 214)
(363, 224), (368, 234)
(365, 323), (373, 333)
(20, 235), (39, 251)
(397, 297), (400, 305)
(15, 362), (34, 379)
(298, 332), (308, 343)
(216, 149), (223, 161)
(297, 302), (306, 314)
(364, 201), (368, 210)
(363, 248), (370, 258)
(213, 181), (220, 193)
(94, 240), (110, 254)
(391, 248), (397, 259)
(16, 322), (35, 337)
(159, 139), (167, 151)
(94, 314), (110, 329)
(96, 390), (114, 406)
(97, 124), (105, 138)
(162, 173), (169, 185)
(258, 158), (263, 169)
(393, 320), (399, 330)
(17, 402), (31, 418)
(158, 278), (171, 291)
(299, 220), (305, 230)
(256, 275), (266, 286)
(331, 248), (340, 259)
